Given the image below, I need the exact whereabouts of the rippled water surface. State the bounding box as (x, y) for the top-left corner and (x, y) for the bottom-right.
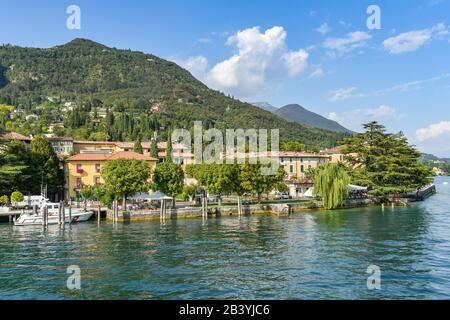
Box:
(1, 177), (450, 300)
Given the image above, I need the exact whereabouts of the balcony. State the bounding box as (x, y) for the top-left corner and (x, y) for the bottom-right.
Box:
(76, 168), (84, 174)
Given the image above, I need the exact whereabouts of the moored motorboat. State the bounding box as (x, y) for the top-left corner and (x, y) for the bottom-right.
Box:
(14, 201), (94, 226)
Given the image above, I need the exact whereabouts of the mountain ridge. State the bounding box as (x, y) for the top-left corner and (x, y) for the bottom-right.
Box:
(0, 38), (350, 148)
(251, 102), (352, 133)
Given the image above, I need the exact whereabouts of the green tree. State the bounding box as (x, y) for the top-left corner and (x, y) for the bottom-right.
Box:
(30, 136), (64, 198)
(92, 185), (113, 206)
(102, 159), (151, 208)
(152, 162), (184, 205)
(0, 195), (9, 205)
(0, 140), (31, 194)
(238, 161), (286, 202)
(281, 141), (306, 152)
(313, 163), (350, 210)
(150, 139), (159, 159)
(343, 121), (432, 197)
(181, 184), (200, 202)
(79, 186), (92, 210)
(186, 163), (239, 207)
(10, 191), (24, 208)
(134, 137), (143, 154)
(166, 131), (173, 163)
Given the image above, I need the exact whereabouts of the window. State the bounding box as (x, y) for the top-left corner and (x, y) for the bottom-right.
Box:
(75, 178), (82, 188)
(95, 177), (101, 185)
(76, 164), (83, 173)
(95, 164), (101, 173)
(290, 165), (293, 173)
(301, 165), (304, 173)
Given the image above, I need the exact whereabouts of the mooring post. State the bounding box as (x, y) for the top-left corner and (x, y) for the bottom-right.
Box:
(58, 202), (62, 225)
(113, 200), (116, 222)
(114, 200), (118, 222)
(62, 204), (66, 229)
(44, 206), (48, 227)
(163, 200), (166, 221)
(97, 204), (101, 223)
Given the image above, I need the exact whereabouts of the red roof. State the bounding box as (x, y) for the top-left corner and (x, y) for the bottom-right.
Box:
(67, 151), (158, 162)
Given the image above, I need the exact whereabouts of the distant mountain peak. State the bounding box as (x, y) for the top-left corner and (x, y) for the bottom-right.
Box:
(251, 102), (278, 113)
(275, 103), (353, 133)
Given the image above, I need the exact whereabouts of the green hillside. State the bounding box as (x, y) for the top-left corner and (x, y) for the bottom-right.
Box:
(0, 38), (349, 147)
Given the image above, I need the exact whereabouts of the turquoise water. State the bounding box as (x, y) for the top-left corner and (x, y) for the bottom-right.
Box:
(0, 177), (449, 300)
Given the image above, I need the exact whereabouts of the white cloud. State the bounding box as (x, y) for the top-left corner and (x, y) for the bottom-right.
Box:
(205, 26), (309, 97)
(328, 72), (450, 102)
(416, 121), (450, 141)
(324, 31), (372, 57)
(379, 73), (450, 93)
(328, 105), (399, 130)
(309, 66), (324, 79)
(383, 23), (448, 54)
(328, 87), (361, 102)
(175, 56), (209, 79)
(316, 23), (331, 35)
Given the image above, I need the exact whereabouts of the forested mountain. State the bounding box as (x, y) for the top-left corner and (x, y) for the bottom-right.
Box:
(275, 104), (352, 133)
(0, 38), (349, 148)
(420, 153), (450, 174)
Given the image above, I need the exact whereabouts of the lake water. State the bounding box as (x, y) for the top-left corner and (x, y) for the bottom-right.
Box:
(1, 177), (449, 300)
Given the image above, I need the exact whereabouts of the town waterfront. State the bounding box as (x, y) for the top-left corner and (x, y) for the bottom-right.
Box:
(0, 176), (449, 300)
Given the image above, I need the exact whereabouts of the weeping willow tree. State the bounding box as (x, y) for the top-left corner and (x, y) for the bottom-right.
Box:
(313, 163), (350, 210)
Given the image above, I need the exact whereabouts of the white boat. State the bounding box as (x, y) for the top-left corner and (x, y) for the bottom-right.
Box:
(14, 201), (94, 226)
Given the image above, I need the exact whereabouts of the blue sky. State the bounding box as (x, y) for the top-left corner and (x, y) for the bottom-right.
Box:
(1, 0), (450, 156)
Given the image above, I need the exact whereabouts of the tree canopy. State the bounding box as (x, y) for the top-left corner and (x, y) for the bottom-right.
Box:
(152, 162), (184, 197)
(342, 121), (432, 195)
(313, 163), (350, 210)
(101, 158), (152, 207)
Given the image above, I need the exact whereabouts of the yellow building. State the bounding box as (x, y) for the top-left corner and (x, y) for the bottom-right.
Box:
(278, 152), (330, 180)
(66, 151), (158, 199)
(73, 140), (118, 154)
(222, 151), (331, 180)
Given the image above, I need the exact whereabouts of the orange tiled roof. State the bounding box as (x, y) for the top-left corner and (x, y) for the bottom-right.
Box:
(67, 151), (158, 162)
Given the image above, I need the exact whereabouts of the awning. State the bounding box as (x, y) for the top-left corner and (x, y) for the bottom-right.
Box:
(348, 184), (368, 192)
(128, 191), (173, 201)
